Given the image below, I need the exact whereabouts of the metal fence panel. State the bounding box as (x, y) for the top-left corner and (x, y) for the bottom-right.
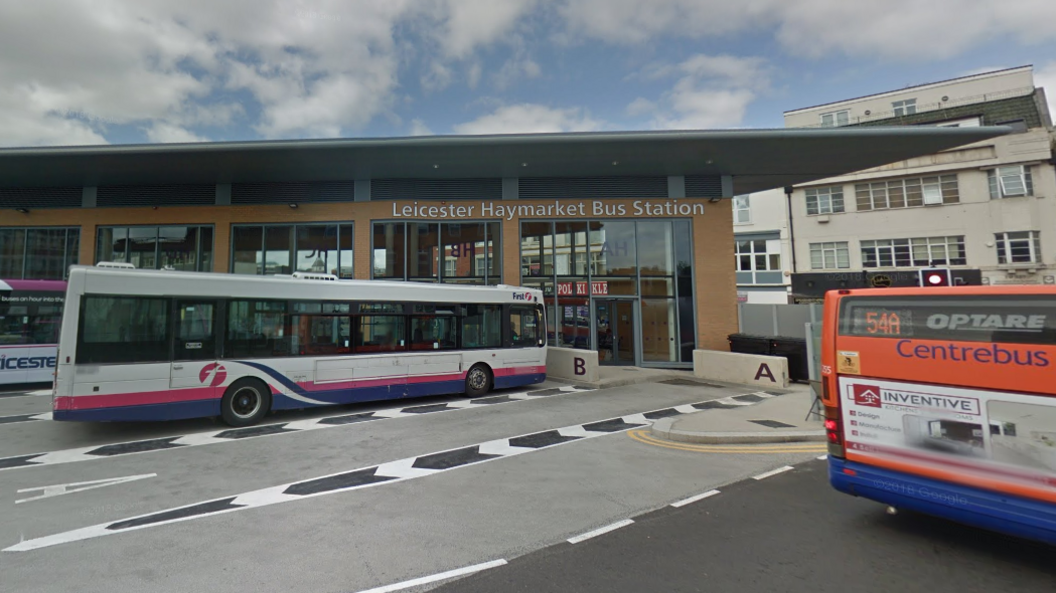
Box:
(737, 303), (822, 339)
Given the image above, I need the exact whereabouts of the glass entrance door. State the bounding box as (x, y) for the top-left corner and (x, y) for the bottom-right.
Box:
(595, 299), (636, 366)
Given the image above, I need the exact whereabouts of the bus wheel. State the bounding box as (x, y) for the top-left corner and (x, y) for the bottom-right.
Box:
(465, 364), (492, 398)
(220, 378), (271, 427)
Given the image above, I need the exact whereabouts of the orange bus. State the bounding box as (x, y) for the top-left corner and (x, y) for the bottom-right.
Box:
(822, 286), (1056, 545)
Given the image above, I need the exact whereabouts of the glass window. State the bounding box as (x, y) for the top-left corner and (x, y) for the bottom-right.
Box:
(636, 221), (674, 277)
(355, 315), (405, 352)
(410, 316), (458, 350)
(820, 110), (849, 127)
(996, 231), (1041, 265)
(2, 228), (79, 279)
(461, 304), (502, 349)
(231, 224), (348, 277)
(338, 224), (354, 279)
(989, 166), (1033, 199)
(0, 229), (25, 278)
(232, 225), (264, 275)
(408, 223), (439, 279)
(809, 242), (850, 270)
(225, 300), (289, 358)
(292, 313), (351, 356)
(98, 226), (212, 272)
(805, 187), (844, 215)
(296, 225), (338, 275)
(733, 195), (751, 223)
(591, 221), (636, 276)
(892, 99), (917, 116)
(264, 226), (293, 275)
(442, 222), (487, 280)
(520, 221), (553, 278)
(77, 296), (170, 364)
(96, 227), (127, 265)
(373, 222), (406, 279)
(0, 294), (62, 346)
(486, 222), (502, 284)
(509, 305), (540, 348)
(174, 301), (216, 361)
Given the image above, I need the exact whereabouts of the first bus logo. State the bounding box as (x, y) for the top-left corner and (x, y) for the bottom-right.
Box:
(851, 384), (882, 408)
(513, 292), (533, 301)
(200, 363), (227, 387)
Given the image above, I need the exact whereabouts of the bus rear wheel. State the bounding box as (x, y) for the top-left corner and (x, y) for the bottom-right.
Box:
(465, 364), (492, 398)
(220, 378), (271, 427)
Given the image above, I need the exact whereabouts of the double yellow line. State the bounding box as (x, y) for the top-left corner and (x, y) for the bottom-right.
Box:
(628, 430), (828, 454)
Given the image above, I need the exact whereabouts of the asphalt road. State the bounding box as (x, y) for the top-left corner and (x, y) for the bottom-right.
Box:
(432, 459), (1056, 593)
(0, 378), (824, 593)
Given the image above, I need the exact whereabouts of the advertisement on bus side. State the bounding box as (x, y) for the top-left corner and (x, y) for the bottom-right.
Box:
(839, 376), (1056, 500)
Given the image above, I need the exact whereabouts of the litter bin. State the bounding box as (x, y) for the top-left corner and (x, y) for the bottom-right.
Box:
(770, 337), (809, 382)
(727, 333), (773, 356)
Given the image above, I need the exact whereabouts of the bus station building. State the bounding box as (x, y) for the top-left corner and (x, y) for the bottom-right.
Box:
(0, 128), (1006, 368)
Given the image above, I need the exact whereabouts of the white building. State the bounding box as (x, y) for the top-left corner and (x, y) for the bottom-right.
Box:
(733, 188), (792, 304)
(782, 66), (1055, 300)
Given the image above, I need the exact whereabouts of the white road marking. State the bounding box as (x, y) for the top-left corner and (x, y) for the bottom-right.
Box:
(673, 404), (699, 414)
(752, 465), (795, 480)
(15, 473), (156, 504)
(374, 458), (438, 479)
(0, 386), (586, 473)
(353, 559), (507, 593)
(670, 489), (721, 508)
(816, 454), (828, 461)
(620, 413), (649, 425)
(718, 397), (753, 406)
(4, 390), (777, 552)
(28, 412), (52, 421)
(567, 519), (635, 544)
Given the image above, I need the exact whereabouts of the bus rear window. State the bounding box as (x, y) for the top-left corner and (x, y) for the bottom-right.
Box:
(839, 295), (1056, 345)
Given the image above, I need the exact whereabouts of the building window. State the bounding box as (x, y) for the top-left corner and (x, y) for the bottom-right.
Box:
(733, 195), (751, 224)
(809, 242), (850, 270)
(0, 227), (80, 280)
(995, 231), (1041, 265)
(98, 225), (213, 272)
(855, 175), (958, 211)
(735, 238), (782, 284)
(805, 186), (845, 215)
(372, 221), (500, 284)
(520, 220), (696, 364)
(820, 110), (849, 127)
(860, 236), (966, 268)
(988, 166), (1034, 199)
(892, 99), (917, 116)
(231, 223), (352, 277)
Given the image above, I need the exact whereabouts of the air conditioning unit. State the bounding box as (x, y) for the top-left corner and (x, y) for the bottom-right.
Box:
(96, 262), (136, 269)
(291, 272), (338, 281)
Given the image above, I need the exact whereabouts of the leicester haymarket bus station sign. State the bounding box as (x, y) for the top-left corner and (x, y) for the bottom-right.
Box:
(391, 199), (707, 220)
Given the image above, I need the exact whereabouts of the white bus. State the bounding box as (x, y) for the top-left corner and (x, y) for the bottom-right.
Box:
(53, 264), (546, 426)
(1, 279), (66, 386)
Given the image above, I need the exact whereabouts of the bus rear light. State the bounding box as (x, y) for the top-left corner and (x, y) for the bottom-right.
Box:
(843, 468), (857, 476)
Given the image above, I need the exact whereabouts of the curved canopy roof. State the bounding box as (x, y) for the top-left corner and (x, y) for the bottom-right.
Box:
(0, 127), (1010, 196)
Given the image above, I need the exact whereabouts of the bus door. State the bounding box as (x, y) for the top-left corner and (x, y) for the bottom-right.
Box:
(171, 299), (222, 398)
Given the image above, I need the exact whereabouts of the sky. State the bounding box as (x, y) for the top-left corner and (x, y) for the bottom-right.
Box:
(1, 0), (1055, 147)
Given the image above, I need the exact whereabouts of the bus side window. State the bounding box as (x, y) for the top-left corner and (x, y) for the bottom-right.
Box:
(461, 304), (501, 349)
(509, 305), (539, 348)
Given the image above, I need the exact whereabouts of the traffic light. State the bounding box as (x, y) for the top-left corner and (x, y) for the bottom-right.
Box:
(918, 268), (951, 287)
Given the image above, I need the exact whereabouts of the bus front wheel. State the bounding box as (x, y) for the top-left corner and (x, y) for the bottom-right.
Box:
(465, 364), (492, 398)
(220, 378), (272, 427)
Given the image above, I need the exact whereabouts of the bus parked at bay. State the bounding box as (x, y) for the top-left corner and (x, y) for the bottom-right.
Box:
(0, 279), (66, 386)
(53, 264), (546, 426)
(821, 286), (1056, 546)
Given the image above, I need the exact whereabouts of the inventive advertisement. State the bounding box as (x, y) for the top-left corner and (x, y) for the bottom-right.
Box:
(839, 377), (1056, 498)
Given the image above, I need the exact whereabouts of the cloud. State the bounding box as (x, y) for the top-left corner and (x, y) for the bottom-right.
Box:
(493, 56), (542, 90)
(409, 118), (434, 136)
(426, 0), (537, 59)
(143, 122), (209, 143)
(556, 0), (1056, 60)
(633, 54), (771, 129)
(453, 103), (602, 134)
